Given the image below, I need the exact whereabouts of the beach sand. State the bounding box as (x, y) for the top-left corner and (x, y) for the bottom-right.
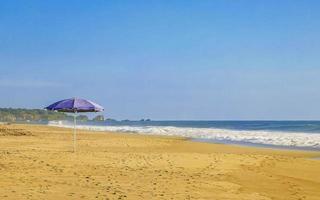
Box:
(0, 124), (319, 200)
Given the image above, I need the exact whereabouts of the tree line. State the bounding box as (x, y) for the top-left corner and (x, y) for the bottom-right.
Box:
(0, 108), (105, 122)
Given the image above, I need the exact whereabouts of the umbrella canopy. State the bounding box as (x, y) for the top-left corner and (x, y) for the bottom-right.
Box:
(45, 97), (104, 113)
(45, 97), (104, 152)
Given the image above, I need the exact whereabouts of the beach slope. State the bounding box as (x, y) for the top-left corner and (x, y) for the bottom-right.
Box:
(0, 124), (319, 200)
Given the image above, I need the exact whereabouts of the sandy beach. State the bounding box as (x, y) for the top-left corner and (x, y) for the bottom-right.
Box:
(0, 124), (319, 200)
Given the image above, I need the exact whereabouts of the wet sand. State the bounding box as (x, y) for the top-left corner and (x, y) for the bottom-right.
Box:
(0, 124), (319, 200)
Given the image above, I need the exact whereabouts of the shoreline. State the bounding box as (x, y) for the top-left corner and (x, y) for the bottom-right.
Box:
(191, 138), (320, 152)
(48, 123), (320, 152)
(42, 123), (320, 160)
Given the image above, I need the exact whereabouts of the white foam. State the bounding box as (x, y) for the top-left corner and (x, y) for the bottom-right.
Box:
(48, 122), (320, 149)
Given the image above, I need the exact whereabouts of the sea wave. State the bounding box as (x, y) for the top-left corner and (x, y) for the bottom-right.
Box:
(48, 122), (320, 149)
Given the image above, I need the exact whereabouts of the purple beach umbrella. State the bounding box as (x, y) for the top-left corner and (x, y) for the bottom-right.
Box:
(45, 97), (104, 113)
(45, 98), (104, 152)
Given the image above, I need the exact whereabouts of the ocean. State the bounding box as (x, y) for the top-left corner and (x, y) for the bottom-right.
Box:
(49, 120), (320, 150)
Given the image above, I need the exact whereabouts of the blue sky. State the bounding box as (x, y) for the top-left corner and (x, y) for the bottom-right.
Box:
(1, 0), (320, 120)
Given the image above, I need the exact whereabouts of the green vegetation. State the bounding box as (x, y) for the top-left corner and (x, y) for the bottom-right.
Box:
(93, 115), (104, 121)
(76, 115), (89, 122)
(0, 108), (71, 122)
(0, 108), (123, 123)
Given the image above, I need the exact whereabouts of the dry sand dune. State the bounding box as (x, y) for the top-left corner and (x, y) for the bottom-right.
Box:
(0, 124), (319, 200)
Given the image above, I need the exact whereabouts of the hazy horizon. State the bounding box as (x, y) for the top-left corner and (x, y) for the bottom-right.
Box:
(1, 1), (320, 120)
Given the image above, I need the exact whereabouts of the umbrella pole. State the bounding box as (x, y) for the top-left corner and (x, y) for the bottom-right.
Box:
(73, 113), (77, 152)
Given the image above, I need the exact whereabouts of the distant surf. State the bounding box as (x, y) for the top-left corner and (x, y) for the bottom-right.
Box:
(48, 120), (320, 150)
